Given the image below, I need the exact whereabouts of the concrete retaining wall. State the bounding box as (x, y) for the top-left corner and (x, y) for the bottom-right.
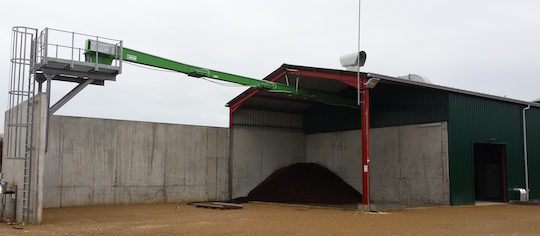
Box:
(370, 122), (450, 206)
(3, 102), (449, 219)
(230, 109), (306, 198)
(305, 130), (363, 194)
(1, 93), (47, 223)
(231, 127), (305, 198)
(231, 110), (450, 206)
(43, 116), (229, 207)
(306, 122), (450, 206)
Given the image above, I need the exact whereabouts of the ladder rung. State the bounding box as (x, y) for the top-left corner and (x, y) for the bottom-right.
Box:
(8, 90), (32, 95)
(5, 157), (29, 160)
(7, 123), (32, 127)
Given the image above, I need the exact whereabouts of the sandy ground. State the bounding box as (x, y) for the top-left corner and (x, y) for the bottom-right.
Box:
(1, 203), (539, 235)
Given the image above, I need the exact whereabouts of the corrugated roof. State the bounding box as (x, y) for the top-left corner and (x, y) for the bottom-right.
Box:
(227, 64), (540, 111)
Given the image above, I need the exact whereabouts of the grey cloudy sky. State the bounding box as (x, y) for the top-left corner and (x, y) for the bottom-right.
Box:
(1, 0), (539, 130)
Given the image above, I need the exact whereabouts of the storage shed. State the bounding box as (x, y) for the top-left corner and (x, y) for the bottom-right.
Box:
(227, 64), (540, 206)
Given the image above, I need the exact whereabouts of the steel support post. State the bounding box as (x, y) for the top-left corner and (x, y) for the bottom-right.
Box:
(44, 74), (54, 153)
(361, 83), (371, 210)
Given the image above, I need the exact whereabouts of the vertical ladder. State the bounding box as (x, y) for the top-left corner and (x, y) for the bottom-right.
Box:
(6, 27), (38, 223)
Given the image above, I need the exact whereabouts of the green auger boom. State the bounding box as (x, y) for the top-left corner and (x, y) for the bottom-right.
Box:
(85, 39), (357, 108)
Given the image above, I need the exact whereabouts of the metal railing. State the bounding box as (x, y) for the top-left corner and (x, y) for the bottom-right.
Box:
(36, 28), (123, 72)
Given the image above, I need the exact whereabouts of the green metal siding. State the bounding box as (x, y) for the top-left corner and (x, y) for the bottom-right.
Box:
(526, 107), (540, 200)
(303, 103), (361, 133)
(303, 83), (449, 133)
(370, 83), (449, 128)
(302, 81), (537, 205)
(448, 94), (525, 204)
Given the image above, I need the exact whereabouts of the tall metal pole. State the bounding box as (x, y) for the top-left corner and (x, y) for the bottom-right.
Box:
(357, 0), (371, 211)
(356, 0), (362, 106)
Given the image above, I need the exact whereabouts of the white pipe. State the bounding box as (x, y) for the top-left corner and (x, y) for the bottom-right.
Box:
(523, 105), (531, 201)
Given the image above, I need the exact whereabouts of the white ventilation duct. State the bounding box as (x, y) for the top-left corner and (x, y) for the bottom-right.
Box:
(397, 74), (432, 84)
(339, 51), (367, 71)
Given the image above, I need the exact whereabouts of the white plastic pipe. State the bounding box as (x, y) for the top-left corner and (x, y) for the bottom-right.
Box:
(523, 105), (531, 201)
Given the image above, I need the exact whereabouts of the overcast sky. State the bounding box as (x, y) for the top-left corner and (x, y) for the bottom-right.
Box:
(0, 0), (539, 131)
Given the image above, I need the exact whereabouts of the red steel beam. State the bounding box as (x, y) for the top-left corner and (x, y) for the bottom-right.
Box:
(229, 68), (372, 209)
(361, 83), (370, 208)
(295, 70), (361, 88)
(229, 70), (287, 115)
(229, 68), (365, 116)
(229, 107), (233, 128)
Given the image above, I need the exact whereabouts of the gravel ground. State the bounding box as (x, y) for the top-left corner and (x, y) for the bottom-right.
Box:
(1, 203), (539, 235)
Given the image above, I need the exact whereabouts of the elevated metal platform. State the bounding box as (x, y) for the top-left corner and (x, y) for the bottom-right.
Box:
(35, 58), (119, 82)
(29, 28), (123, 114)
(34, 28), (122, 87)
(35, 71), (104, 86)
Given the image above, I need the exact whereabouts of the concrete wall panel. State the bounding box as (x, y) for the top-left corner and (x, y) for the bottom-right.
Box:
(1, 94), (47, 223)
(40, 116), (229, 208)
(306, 131), (363, 193)
(305, 122), (450, 207)
(231, 127), (305, 198)
(61, 117), (116, 188)
(329, 130), (362, 191)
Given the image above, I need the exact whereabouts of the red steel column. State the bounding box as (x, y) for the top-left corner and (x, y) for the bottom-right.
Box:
(229, 108), (233, 128)
(361, 84), (370, 207)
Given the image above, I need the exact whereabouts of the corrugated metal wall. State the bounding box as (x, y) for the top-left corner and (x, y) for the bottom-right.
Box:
(303, 103), (361, 133)
(370, 83), (449, 128)
(303, 84), (449, 134)
(526, 107), (540, 200)
(232, 108), (303, 129)
(448, 94), (525, 204)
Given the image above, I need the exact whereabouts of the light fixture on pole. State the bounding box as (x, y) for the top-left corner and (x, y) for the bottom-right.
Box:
(364, 77), (380, 89)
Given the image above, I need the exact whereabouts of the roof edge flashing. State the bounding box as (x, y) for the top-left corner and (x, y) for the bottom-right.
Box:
(367, 73), (540, 108)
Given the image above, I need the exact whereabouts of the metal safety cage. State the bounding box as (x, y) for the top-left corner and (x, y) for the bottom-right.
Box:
(5, 26), (39, 223)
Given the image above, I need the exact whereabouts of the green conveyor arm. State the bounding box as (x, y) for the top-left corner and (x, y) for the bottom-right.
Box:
(86, 41), (357, 108)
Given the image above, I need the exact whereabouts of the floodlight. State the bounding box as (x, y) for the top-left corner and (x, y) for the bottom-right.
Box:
(364, 78), (380, 89)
